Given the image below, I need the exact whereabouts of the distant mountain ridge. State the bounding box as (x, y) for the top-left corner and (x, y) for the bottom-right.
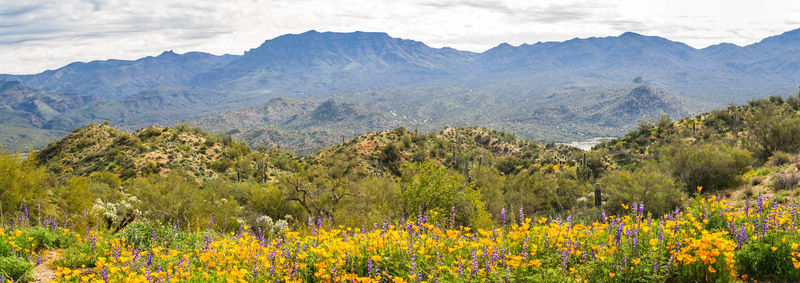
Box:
(1, 28), (799, 152)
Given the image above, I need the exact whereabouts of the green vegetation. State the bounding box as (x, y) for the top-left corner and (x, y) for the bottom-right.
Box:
(4, 93), (800, 281)
(6, 93), (800, 231)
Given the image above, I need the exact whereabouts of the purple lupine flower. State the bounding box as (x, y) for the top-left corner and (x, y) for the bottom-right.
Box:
(757, 194), (764, 213)
(253, 261), (260, 278)
(736, 226), (747, 250)
(89, 235), (97, 253)
(367, 257), (373, 277)
(544, 233), (550, 249)
(744, 198), (750, 216)
(561, 248), (570, 272)
(522, 236), (529, 260)
(639, 203), (645, 218)
(471, 249), (479, 275)
(500, 207), (506, 224)
(519, 207), (525, 224)
(485, 256), (491, 276)
(437, 249), (442, 267)
(450, 206), (456, 229)
(601, 210), (607, 223)
(615, 222), (624, 246)
(653, 261), (659, 274)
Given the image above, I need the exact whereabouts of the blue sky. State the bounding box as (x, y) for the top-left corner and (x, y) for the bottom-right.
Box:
(1, 0), (798, 74)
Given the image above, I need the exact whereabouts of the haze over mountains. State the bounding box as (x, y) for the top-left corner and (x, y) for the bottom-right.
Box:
(2, 29), (799, 153)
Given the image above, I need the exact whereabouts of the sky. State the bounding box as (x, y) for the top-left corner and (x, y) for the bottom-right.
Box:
(1, 0), (799, 74)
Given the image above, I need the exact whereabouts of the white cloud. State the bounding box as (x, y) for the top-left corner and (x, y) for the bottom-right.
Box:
(0, 0), (798, 74)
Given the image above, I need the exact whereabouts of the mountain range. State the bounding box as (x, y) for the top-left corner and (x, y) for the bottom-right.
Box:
(1, 29), (799, 153)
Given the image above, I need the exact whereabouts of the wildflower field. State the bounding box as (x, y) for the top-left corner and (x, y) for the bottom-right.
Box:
(1, 193), (800, 282)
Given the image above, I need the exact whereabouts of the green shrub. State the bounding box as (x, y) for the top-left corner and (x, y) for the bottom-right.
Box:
(772, 172), (800, 191)
(600, 163), (682, 216)
(0, 256), (34, 282)
(0, 152), (48, 217)
(121, 221), (173, 250)
(747, 105), (800, 159)
(120, 221), (200, 251)
(400, 161), (491, 228)
(0, 240), (10, 257)
(55, 242), (98, 268)
(735, 232), (800, 282)
(666, 142), (751, 193)
(768, 151), (793, 167)
(29, 228), (72, 250)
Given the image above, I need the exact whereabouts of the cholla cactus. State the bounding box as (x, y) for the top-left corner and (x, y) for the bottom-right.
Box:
(91, 195), (141, 231)
(255, 215), (290, 235)
(92, 196), (140, 221)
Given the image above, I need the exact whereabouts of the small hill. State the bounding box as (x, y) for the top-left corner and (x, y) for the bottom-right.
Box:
(309, 126), (583, 175)
(36, 123), (284, 180)
(194, 98), (403, 155)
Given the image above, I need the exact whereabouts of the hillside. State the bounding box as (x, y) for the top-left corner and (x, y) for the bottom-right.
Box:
(309, 126), (584, 177)
(36, 123), (287, 180)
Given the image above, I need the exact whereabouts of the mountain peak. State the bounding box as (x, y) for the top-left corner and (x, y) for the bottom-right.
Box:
(619, 31), (643, 38)
(157, 50), (178, 57)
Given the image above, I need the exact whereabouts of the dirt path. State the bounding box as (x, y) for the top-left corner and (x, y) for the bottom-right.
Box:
(31, 250), (59, 283)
